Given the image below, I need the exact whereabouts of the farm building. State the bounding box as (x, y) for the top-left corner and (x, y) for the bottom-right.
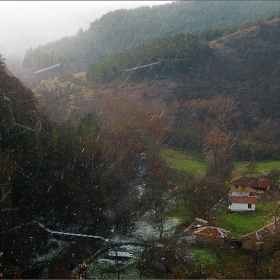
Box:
(185, 226), (230, 245)
(242, 222), (280, 250)
(228, 191), (258, 211)
(228, 176), (270, 211)
(230, 176), (270, 196)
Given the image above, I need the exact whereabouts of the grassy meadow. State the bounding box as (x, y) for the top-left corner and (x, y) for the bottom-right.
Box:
(234, 160), (280, 175)
(214, 199), (273, 237)
(161, 147), (280, 177)
(160, 148), (205, 176)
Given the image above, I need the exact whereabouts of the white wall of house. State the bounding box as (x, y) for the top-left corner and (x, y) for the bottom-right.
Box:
(231, 202), (256, 211)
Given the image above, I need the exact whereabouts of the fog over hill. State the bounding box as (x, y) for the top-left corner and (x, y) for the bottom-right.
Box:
(20, 1), (280, 78)
(0, 1), (172, 59)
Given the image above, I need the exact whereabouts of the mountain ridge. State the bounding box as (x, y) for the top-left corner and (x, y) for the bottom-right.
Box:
(30, 15), (280, 162)
(21, 1), (280, 75)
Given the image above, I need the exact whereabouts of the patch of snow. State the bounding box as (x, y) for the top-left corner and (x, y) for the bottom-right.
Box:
(143, 209), (156, 217)
(163, 217), (180, 231)
(97, 258), (116, 266)
(133, 218), (180, 240)
(32, 246), (66, 264)
(47, 238), (65, 247)
(109, 234), (142, 245)
(135, 185), (145, 200)
(30, 236), (69, 265)
(183, 252), (195, 260)
(133, 220), (157, 240)
(108, 250), (134, 258)
(119, 245), (144, 254)
(34, 221), (109, 242)
(178, 235), (197, 244)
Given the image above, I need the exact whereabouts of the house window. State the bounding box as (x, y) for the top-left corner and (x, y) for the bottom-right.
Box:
(235, 185), (238, 189)
(248, 204), (252, 209)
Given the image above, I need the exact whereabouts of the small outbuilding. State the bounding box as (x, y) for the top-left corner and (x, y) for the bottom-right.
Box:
(242, 222), (280, 250)
(190, 226), (230, 245)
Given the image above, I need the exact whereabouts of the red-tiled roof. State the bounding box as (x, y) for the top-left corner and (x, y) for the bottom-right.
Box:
(263, 170), (280, 179)
(258, 178), (270, 188)
(230, 176), (270, 189)
(243, 222), (280, 240)
(192, 226), (230, 238)
(228, 195), (258, 204)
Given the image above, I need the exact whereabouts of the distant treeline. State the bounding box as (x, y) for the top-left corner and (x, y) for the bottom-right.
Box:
(86, 33), (213, 83)
(21, 1), (280, 75)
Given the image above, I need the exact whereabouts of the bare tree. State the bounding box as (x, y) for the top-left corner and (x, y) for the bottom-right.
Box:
(203, 126), (233, 181)
(244, 157), (259, 177)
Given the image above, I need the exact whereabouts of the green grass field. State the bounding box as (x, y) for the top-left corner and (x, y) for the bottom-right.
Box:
(161, 147), (280, 178)
(190, 244), (218, 265)
(170, 201), (191, 223)
(88, 260), (140, 279)
(234, 160), (280, 174)
(214, 199), (272, 237)
(160, 148), (205, 176)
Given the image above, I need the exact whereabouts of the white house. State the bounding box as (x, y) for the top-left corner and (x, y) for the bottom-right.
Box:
(228, 190), (258, 211)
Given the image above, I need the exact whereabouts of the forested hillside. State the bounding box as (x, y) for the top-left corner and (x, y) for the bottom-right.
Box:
(0, 56), (169, 278)
(38, 15), (280, 164)
(22, 1), (280, 74)
(2, 2), (280, 278)
(86, 32), (213, 83)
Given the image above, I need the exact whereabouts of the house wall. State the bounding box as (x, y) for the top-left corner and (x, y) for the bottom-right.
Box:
(242, 239), (256, 250)
(194, 236), (225, 246)
(231, 184), (252, 192)
(242, 239), (264, 250)
(231, 202), (255, 211)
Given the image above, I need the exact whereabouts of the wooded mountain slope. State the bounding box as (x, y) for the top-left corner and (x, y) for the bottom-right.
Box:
(34, 15), (280, 164)
(0, 55), (145, 277)
(21, 1), (280, 74)
(2, 8), (280, 278)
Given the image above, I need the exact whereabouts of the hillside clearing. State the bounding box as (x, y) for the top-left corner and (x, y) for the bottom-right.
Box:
(160, 148), (205, 176)
(234, 160), (280, 174)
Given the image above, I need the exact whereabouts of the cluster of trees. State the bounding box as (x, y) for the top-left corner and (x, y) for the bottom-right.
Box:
(168, 95), (280, 163)
(86, 33), (212, 83)
(37, 50), (280, 181)
(0, 56), (108, 276)
(27, 13), (280, 170)
(200, 237), (280, 279)
(33, 14), (280, 190)
(21, 1), (280, 75)
(135, 236), (280, 279)
(1, 55), (175, 278)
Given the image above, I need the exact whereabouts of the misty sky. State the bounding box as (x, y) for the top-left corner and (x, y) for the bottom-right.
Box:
(0, 1), (173, 59)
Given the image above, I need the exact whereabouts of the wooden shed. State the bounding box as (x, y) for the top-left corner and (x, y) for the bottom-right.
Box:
(191, 226), (230, 245)
(242, 222), (280, 250)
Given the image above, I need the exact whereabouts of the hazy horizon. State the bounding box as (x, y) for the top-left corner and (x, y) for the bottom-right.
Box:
(0, 1), (173, 60)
